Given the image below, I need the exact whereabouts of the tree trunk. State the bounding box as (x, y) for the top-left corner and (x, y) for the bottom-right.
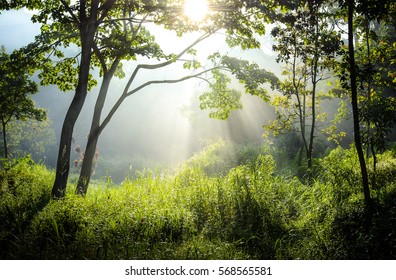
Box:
(348, 0), (372, 207)
(307, 84), (316, 185)
(1, 119), (8, 159)
(76, 69), (115, 195)
(307, 18), (320, 185)
(51, 16), (98, 199)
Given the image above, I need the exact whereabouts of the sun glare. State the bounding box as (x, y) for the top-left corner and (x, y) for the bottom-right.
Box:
(183, 0), (209, 22)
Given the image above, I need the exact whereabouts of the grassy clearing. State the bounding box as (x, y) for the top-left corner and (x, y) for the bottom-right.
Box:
(1, 144), (395, 259)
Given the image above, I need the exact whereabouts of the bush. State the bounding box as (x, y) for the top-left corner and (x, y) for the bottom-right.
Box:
(182, 139), (262, 177)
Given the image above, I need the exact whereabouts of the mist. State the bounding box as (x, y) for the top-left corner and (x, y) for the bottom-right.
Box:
(0, 9), (285, 183)
(0, 9), (364, 184)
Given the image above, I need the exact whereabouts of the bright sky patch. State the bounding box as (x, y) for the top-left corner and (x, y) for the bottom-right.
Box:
(183, 0), (209, 22)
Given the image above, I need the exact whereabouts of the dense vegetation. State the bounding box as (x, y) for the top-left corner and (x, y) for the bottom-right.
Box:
(1, 141), (395, 259)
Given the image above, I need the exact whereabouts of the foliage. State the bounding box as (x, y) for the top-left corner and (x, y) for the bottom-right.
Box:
(1, 117), (55, 162)
(320, 145), (362, 191)
(199, 70), (243, 120)
(1, 144), (395, 259)
(181, 139), (262, 177)
(360, 96), (396, 152)
(265, 0), (342, 183)
(0, 46), (46, 159)
(200, 53), (279, 120)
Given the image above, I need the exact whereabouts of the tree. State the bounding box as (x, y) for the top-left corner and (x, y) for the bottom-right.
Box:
(352, 2), (396, 186)
(6, 0), (178, 198)
(5, 0), (112, 198)
(346, 0), (371, 206)
(4, 117), (55, 162)
(263, 0), (341, 182)
(0, 46), (46, 160)
(336, 0), (394, 207)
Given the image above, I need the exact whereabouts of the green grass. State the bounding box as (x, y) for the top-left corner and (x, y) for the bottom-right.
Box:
(1, 144), (395, 259)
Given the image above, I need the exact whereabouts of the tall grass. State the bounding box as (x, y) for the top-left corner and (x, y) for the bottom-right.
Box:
(0, 157), (53, 258)
(1, 143), (395, 259)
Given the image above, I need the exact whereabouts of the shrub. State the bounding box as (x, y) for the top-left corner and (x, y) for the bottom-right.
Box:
(182, 139), (262, 177)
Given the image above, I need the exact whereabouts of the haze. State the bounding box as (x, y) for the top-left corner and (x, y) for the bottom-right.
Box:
(0, 9), (281, 182)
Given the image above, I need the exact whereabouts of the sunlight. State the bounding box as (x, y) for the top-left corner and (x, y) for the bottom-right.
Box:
(183, 0), (209, 22)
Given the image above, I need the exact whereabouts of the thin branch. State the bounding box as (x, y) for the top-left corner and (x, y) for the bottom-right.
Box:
(99, 17), (156, 25)
(60, 0), (79, 24)
(98, 0), (118, 22)
(92, 43), (107, 73)
(133, 14), (149, 38)
(98, 67), (221, 135)
(120, 31), (215, 100)
(126, 68), (218, 98)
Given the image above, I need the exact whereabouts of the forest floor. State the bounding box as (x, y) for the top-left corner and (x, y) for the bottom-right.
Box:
(1, 143), (395, 259)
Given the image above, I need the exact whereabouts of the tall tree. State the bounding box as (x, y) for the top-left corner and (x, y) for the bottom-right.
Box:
(346, 0), (371, 206)
(0, 46), (46, 160)
(353, 1), (396, 186)
(336, 0), (393, 207)
(6, 0), (116, 198)
(265, 0), (341, 182)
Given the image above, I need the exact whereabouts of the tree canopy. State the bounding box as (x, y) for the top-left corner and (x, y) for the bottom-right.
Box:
(0, 46), (46, 160)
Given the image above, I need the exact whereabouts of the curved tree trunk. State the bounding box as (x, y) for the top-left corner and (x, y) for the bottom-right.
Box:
(51, 14), (98, 199)
(76, 69), (115, 195)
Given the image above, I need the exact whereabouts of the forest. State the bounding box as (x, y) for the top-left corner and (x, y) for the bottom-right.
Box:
(0, 0), (395, 260)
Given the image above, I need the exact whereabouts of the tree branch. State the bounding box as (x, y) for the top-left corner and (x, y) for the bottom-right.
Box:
(98, 0), (118, 22)
(60, 0), (79, 24)
(92, 43), (107, 73)
(120, 31), (215, 102)
(98, 67), (221, 135)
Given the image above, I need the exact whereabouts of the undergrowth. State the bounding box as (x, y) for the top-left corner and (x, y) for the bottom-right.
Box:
(0, 144), (395, 259)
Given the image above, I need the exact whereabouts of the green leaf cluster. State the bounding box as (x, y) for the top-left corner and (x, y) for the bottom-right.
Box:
(221, 55), (279, 101)
(0, 46), (45, 124)
(199, 70), (242, 120)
